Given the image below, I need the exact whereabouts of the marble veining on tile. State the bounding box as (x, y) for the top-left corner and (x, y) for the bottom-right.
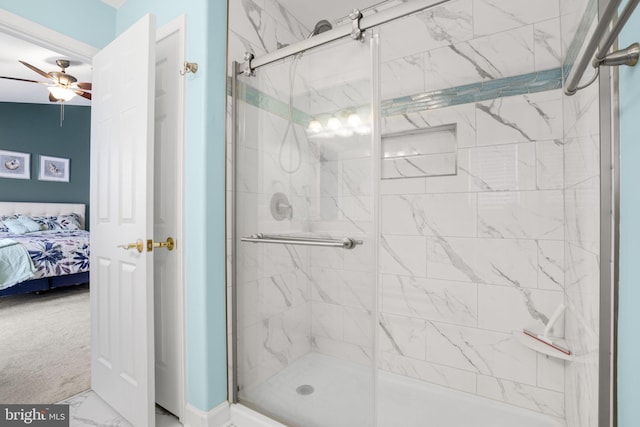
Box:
(473, 0), (560, 37)
(426, 236), (539, 288)
(58, 390), (182, 427)
(477, 375), (565, 418)
(534, 19), (562, 71)
(382, 274), (478, 326)
(425, 321), (538, 385)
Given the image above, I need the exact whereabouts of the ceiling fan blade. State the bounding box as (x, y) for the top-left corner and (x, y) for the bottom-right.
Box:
(74, 90), (92, 101)
(0, 75), (49, 84)
(76, 82), (92, 90)
(19, 60), (55, 81)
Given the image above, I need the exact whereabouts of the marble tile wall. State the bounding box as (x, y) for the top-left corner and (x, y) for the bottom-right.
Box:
(374, 0), (568, 421)
(234, 101), (316, 392)
(228, 0), (602, 425)
(227, 0), (313, 395)
(379, 0), (562, 97)
(227, 0), (309, 67)
(228, 0), (380, 391)
(559, 0), (600, 426)
(377, 93), (567, 419)
(307, 138), (376, 366)
(301, 38), (377, 366)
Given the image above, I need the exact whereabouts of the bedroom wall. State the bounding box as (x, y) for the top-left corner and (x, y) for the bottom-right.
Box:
(0, 102), (91, 225)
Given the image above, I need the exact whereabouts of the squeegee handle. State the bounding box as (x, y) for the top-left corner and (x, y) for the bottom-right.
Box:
(543, 304), (566, 338)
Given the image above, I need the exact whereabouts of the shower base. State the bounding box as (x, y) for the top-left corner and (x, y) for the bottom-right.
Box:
(236, 353), (564, 427)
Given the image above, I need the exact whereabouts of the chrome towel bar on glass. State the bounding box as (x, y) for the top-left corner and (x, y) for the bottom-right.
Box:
(240, 233), (363, 250)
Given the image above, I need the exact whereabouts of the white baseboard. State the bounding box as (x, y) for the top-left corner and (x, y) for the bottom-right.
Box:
(230, 404), (287, 427)
(184, 401), (231, 427)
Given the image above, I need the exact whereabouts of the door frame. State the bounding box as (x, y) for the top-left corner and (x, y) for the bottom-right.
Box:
(156, 15), (188, 421)
(0, 10), (188, 421)
(0, 10), (98, 62)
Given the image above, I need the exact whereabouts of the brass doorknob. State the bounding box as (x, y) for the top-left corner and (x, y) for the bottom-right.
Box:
(117, 239), (144, 253)
(148, 237), (175, 252)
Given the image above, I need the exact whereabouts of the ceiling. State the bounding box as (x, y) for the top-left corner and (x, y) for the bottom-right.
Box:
(100, 0), (127, 8)
(0, 31), (92, 106)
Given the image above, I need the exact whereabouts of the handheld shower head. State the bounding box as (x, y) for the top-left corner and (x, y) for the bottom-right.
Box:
(311, 20), (333, 37)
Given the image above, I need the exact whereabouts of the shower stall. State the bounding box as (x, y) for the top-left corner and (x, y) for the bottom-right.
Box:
(227, 0), (614, 426)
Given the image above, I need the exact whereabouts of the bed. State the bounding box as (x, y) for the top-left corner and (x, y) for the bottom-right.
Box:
(0, 202), (89, 297)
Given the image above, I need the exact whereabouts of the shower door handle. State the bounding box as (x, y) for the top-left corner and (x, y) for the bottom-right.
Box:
(241, 233), (363, 250)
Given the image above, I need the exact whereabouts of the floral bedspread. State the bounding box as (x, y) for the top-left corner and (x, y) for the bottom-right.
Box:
(2, 230), (90, 280)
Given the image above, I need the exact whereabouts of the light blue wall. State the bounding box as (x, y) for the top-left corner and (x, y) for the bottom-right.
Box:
(0, 0), (229, 413)
(617, 3), (640, 426)
(115, 0), (229, 411)
(0, 0), (114, 48)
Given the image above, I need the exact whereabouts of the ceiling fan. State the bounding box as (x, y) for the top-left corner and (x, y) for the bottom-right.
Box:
(0, 59), (92, 102)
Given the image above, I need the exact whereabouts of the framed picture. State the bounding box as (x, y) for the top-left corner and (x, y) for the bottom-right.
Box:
(39, 155), (70, 182)
(0, 150), (30, 179)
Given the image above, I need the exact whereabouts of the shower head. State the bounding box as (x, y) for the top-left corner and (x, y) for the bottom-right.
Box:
(311, 20), (333, 37)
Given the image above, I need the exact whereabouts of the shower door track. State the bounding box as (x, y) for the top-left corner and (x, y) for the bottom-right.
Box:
(239, 0), (450, 75)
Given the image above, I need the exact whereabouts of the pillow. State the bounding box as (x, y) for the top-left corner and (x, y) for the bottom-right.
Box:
(17, 216), (42, 233)
(0, 215), (17, 233)
(30, 216), (59, 230)
(31, 214), (81, 231)
(56, 213), (81, 230)
(3, 218), (28, 235)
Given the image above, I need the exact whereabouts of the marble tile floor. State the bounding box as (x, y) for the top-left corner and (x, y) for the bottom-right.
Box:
(57, 389), (187, 427)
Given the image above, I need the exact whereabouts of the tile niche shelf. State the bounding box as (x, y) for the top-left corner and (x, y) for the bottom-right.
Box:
(381, 123), (458, 179)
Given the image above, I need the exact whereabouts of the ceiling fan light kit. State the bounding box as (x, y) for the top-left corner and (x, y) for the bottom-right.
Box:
(48, 86), (76, 102)
(1, 58), (92, 103)
(1, 58), (93, 126)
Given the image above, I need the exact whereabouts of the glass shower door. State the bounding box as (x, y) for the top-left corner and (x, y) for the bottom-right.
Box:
(233, 34), (376, 427)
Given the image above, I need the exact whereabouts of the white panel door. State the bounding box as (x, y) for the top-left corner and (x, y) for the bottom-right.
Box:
(154, 22), (184, 418)
(90, 14), (156, 427)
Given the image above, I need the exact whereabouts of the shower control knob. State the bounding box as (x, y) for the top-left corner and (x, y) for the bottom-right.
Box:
(270, 192), (293, 221)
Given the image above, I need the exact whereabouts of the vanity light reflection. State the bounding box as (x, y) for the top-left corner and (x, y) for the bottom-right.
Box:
(306, 112), (371, 138)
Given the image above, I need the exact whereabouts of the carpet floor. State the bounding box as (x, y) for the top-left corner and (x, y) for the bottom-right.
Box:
(0, 284), (90, 404)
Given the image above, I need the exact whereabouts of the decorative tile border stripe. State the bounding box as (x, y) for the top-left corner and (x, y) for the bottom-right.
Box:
(225, 77), (309, 123)
(228, 78), (310, 124)
(228, 67), (563, 123)
(381, 68), (563, 117)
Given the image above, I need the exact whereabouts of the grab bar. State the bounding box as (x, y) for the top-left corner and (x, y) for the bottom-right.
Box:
(240, 233), (363, 250)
